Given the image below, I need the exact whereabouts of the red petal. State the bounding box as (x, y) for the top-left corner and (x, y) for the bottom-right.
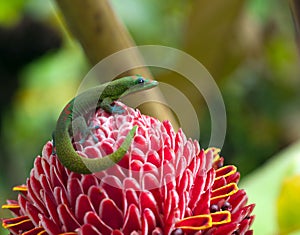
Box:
(2, 216), (34, 233)
(131, 148), (146, 163)
(175, 214), (212, 230)
(211, 211), (231, 225)
(42, 141), (53, 157)
(211, 183), (239, 203)
(152, 227), (164, 235)
(177, 168), (193, 194)
(142, 208), (156, 235)
(212, 176), (226, 190)
(75, 194), (95, 224)
(40, 173), (54, 197)
(146, 150), (161, 168)
(163, 174), (176, 198)
(226, 172), (240, 184)
(41, 158), (51, 181)
(97, 140), (114, 156)
(212, 222), (238, 235)
(26, 203), (41, 226)
(33, 156), (44, 176)
(139, 190), (160, 222)
(174, 129), (186, 153)
(68, 178), (84, 209)
(43, 190), (60, 225)
(123, 178), (141, 191)
(193, 190), (210, 215)
(105, 163), (127, 180)
(18, 193), (28, 215)
(231, 204), (255, 223)
(111, 230), (123, 235)
(22, 227), (45, 235)
(203, 168), (215, 192)
(187, 151), (199, 176)
(178, 191), (188, 218)
(162, 121), (176, 149)
(189, 173), (206, 209)
(39, 215), (62, 234)
(239, 216), (253, 234)
(215, 165), (237, 180)
(183, 141), (194, 165)
(163, 146), (174, 161)
(174, 156), (187, 182)
(150, 134), (161, 151)
(27, 176), (47, 215)
(84, 211), (112, 235)
(57, 204), (80, 231)
(142, 172), (160, 190)
(81, 174), (98, 193)
(228, 190), (248, 214)
(77, 224), (101, 235)
(88, 186), (108, 212)
(123, 204), (141, 234)
(134, 135), (149, 153)
(99, 199), (123, 229)
(164, 190), (180, 232)
(101, 176), (124, 211)
(84, 146), (102, 159)
(130, 159), (143, 172)
(50, 164), (65, 190)
(54, 187), (69, 207)
(1, 202), (20, 217)
(124, 188), (139, 209)
(53, 155), (69, 184)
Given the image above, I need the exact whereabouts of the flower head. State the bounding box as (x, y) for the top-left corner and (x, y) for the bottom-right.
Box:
(2, 102), (254, 234)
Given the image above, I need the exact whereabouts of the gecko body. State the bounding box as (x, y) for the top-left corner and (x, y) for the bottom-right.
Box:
(54, 76), (158, 174)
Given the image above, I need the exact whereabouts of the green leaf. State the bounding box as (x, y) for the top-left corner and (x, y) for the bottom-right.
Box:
(240, 141), (300, 235)
(0, 0), (24, 25)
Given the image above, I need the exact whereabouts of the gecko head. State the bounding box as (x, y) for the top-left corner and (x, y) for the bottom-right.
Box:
(100, 75), (158, 100)
(120, 75), (159, 97)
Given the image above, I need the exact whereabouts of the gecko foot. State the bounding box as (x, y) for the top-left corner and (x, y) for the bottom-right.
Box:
(110, 105), (126, 114)
(78, 123), (100, 144)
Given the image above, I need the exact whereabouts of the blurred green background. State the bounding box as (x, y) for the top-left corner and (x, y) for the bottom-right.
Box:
(0, 0), (300, 234)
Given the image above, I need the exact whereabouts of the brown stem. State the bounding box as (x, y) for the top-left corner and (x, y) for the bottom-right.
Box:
(290, 0), (300, 52)
(54, 0), (178, 129)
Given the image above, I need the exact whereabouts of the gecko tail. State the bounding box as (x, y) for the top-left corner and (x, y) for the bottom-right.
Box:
(80, 125), (138, 173)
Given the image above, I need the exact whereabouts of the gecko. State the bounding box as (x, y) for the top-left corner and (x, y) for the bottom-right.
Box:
(53, 75), (158, 174)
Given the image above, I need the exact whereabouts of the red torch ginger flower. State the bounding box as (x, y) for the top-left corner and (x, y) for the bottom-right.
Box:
(1, 102), (255, 234)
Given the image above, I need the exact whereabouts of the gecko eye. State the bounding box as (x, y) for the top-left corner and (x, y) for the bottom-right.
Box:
(137, 77), (145, 84)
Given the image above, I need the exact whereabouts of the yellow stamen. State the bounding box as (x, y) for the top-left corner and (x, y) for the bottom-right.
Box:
(211, 211), (231, 225)
(215, 165), (237, 180)
(205, 147), (220, 155)
(21, 227), (45, 235)
(12, 185), (28, 192)
(36, 230), (48, 235)
(211, 182), (239, 201)
(2, 204), (20, 209)
(2, 216), (31, 229)
(175, 214), (212, 230)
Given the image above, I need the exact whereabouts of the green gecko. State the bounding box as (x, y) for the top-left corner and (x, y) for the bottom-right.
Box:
(53, 75), (158, 174)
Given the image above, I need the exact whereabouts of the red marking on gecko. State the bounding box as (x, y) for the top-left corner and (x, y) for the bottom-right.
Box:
(62, 103), (72, 121)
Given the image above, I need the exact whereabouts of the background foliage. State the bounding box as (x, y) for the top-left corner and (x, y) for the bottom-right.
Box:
(0, 0), (300, 234)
